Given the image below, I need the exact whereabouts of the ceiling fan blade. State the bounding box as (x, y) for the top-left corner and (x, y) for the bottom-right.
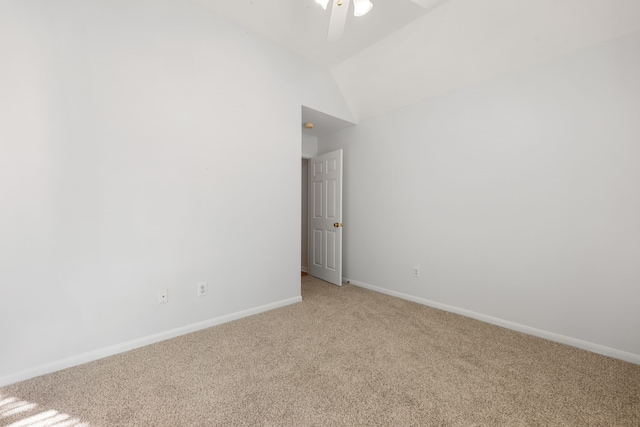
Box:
(327, 0), (351, 42)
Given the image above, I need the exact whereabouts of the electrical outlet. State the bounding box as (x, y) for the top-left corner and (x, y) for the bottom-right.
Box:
(157, 289), (168, 304)
(413, 266), (420, 278)
(197, 282), (208, 297)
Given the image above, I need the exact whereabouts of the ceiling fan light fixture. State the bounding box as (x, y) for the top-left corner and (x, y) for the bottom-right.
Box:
(353, 0), (373, 16)
(315, 0), (330, 10)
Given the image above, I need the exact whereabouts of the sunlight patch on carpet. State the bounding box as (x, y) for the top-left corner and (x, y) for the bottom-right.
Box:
(0, 394), (89, 427)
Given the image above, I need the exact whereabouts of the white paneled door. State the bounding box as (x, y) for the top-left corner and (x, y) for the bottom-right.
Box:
(308, 149), (343, 286)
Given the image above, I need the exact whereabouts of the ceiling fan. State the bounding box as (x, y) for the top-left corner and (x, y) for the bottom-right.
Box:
(314, 0), (373, 42)
(314, 0), (449, 42)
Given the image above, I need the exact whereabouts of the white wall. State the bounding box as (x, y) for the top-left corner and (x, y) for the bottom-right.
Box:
(0, 0), (353, 384)
(301, 133), (319, 159)
(320, 32), (640, 361)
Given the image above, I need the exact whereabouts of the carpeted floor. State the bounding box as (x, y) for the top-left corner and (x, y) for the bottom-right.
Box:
(2, 276), (639, 426)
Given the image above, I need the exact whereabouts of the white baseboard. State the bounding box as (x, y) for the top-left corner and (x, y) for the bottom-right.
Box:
(0, 296), (302, 387)
(301, 266), (309, 273)
(345, 278), (640, 365)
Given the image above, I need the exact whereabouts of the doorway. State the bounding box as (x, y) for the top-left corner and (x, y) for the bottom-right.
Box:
(300, 106), (354, 286)
(301, 158), (309, 275)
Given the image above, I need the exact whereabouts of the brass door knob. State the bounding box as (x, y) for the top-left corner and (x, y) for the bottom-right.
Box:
(333, 222), (343, 228)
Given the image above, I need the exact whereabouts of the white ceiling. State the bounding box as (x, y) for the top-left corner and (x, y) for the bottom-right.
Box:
(301, 106), (355, 137)
(195, 0), (640, 127)
(333, 0), (640, 119)
(194, 0), (442, 68)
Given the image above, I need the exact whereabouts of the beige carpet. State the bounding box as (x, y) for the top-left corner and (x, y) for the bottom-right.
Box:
(2, 276), (639, 426)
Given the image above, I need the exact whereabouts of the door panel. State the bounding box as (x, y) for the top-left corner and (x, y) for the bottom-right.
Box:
(327, 179), (337, 217)
(313, 181), (323, 218)
(326, 231), (336, 270)
(313, 229), (323, 266)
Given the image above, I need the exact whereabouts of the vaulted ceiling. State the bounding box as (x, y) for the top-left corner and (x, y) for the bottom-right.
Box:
(196, 0), (640, 122)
